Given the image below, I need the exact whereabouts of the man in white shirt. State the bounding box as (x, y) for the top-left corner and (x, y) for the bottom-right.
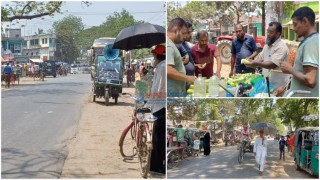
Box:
(254, 129), (268, 176)
(247, 22), (290, 96)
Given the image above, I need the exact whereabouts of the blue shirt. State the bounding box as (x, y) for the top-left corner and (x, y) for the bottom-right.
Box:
(177, 42), (195, 76)
(231, 34), (257, 68)
(279, 139), (286, 149)
(3, 66), (13, 75)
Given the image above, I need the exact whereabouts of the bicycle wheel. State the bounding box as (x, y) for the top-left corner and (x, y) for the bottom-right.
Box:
(167, 150), (180, 169)
(185, 147), (195, 160)
(138, 124), (152, 178)
(130, 120), (136, 139)
(119, 122), (136, 158)
(238, 146), (244, 164)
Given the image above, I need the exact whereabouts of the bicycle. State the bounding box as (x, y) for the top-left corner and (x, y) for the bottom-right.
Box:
(238, 141), (253, 164)
(167, 141), (198, 169)
(167, 147), (182, 169)
(119, 97), (156, 178)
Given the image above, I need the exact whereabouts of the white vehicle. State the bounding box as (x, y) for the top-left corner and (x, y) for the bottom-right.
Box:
(70, 64), (79, 74)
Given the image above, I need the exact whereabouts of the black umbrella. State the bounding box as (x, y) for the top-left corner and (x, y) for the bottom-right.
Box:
(251, 122), (277, 134)
(112, 23), (165, 51)
(251, 122), (277, 130)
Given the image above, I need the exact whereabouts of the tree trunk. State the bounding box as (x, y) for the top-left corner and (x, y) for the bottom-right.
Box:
(265, 1), (279, 35)
(262, 1), (266, 36)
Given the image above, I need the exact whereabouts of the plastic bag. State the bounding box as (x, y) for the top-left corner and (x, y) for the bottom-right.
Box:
(249, 78), (274, 97)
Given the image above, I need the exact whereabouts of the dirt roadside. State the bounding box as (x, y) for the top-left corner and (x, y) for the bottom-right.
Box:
(61, 79), (165, 179)
(1, 77), (41, 92)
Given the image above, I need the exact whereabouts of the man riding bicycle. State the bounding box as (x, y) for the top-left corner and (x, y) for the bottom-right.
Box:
(3, 63), (13, 88)
(240, 125), (251, 151)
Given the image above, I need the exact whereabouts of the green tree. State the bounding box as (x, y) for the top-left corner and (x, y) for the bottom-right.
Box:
(196, 99), (220, 122)
(132, 49), (152, 60)
(1, 1), (90, 22)
(167, 1), (217, 28)
(167, 98), (198, 125)
(53, 15), (84, 63)
(74, 9), (143, 52)
(277, 99), (318, 130)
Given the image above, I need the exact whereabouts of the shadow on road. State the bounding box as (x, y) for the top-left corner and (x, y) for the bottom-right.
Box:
(1, 147), (68, 178)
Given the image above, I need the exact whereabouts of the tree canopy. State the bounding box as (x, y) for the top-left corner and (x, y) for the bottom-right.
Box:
(167, 98), (318, 132)
(53, 15), (84, 63)
(74, 9), (144, 54)
(1, 1), (90, 22)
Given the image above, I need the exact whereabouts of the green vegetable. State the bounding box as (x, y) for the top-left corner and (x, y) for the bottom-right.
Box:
(241, 59), (251, 64)
(187, 89), (194, 94)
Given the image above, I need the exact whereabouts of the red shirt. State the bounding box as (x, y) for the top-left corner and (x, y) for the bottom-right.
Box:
(191, 43), (220, 78)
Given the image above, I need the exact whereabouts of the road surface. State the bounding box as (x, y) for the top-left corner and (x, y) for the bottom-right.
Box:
(1, 74), (91, 178)
(61, 77), (165, 179)
(168, 139), (316, 179)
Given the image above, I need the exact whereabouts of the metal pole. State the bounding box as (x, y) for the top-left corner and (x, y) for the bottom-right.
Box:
(129, 51), (132, 67)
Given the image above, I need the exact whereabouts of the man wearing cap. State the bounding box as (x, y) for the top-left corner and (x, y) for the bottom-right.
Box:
(167, 18), (197, 97)
(147, 44), (166, 174)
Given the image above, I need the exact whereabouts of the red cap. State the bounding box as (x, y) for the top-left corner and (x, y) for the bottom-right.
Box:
(152, 45), (165, 55)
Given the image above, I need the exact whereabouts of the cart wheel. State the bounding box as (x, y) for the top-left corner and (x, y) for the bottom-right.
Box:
(93, 95), (96, 102)
(115, 96), (118, 104)
(105, 90), (109, 106)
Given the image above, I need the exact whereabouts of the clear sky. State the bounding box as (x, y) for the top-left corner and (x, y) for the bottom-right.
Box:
(1, 1), (166, 36)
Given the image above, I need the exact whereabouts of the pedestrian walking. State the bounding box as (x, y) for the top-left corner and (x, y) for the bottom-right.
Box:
(286, 135), (290, 152)
(279, 136), (286, 160)
(124, 65), (135, 87)
(203, 132), (211, 156)
(289, 132), (295, 154)
(254, 129), (267, 176)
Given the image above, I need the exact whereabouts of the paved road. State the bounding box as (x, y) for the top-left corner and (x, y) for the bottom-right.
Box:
(1, 74), (91, 178)
(168, 139), (316, 179)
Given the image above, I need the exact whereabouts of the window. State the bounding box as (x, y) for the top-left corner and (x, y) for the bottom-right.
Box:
(30, 39), (39, 45)
(42, 38), (48, 44)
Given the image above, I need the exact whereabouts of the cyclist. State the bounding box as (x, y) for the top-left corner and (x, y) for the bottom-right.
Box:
(240, 125), (251, 151)
(3, 63), (13, 88)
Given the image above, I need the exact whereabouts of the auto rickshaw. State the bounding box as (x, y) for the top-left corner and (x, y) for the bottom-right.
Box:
(294, 127), (319, 177)
(92, 51), (122, 105)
